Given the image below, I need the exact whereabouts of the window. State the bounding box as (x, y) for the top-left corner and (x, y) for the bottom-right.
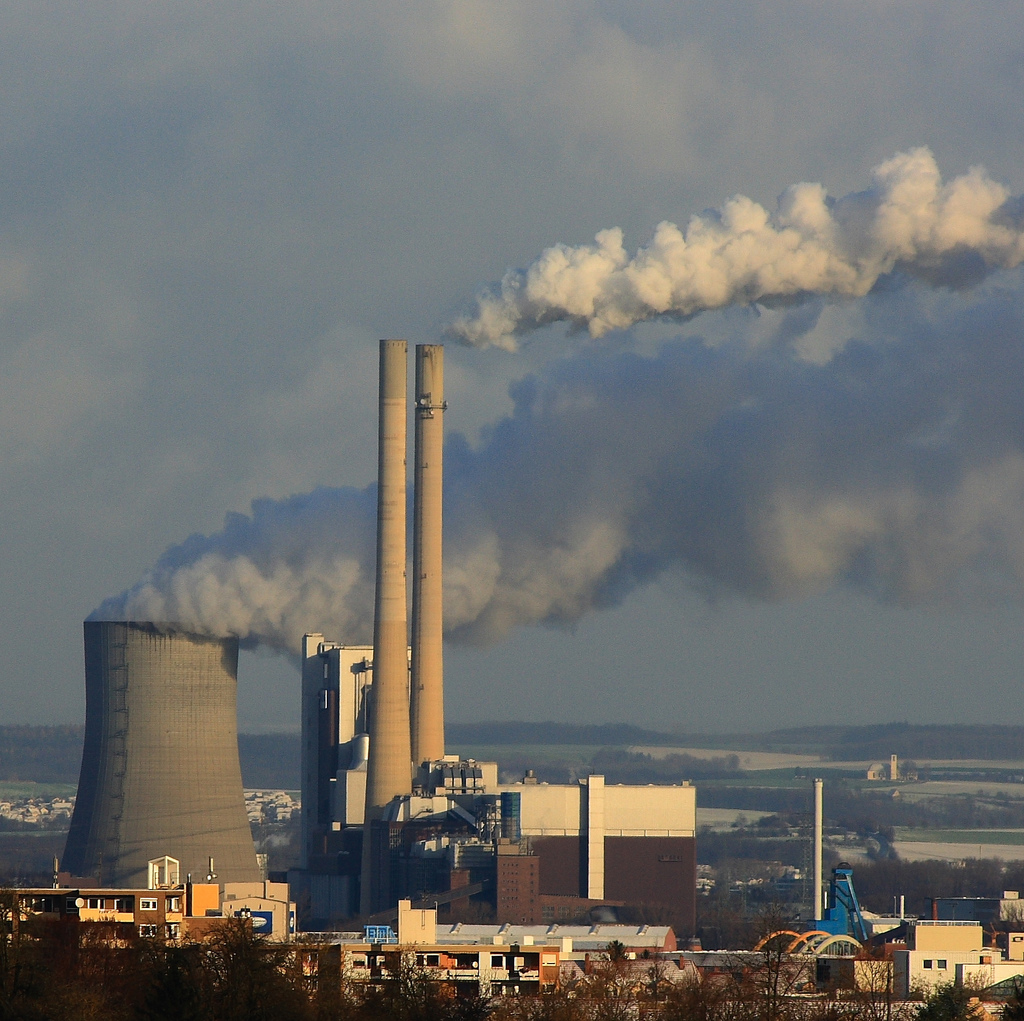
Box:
(938, 960), (947, 970)
(138, 924), (158, 937)
(87, 898), (104, 909)
(923, 960), (933, 969)
(491, 955), (505, 969)
(167, 897), (181, 912)
(114, 897), (134, 912)
(140, 898), (158, 911)
(166, 923), (180, 939)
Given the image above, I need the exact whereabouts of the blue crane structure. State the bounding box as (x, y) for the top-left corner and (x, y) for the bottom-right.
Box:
(816, 862), (870, 943)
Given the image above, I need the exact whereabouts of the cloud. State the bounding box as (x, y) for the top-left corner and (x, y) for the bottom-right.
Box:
(6, 0), (1024, 727)
(450, 149), (1024, 349)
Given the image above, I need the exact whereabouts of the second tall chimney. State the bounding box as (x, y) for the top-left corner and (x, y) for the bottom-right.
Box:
(364, 340), (413, 813)
(410, 344), (446, 766)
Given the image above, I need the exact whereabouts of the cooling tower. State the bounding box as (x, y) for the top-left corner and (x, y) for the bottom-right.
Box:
(63, 621), (260, 888)
(410, 343), (446, 766)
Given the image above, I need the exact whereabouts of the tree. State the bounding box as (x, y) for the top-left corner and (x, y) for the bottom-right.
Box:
(136, 944), (207, 1021)
(1001, 979), (1024, 1021)
(203, 917), (312, 1021)
(741, 906), (811, 1021)
(916, 982), (982, 1021)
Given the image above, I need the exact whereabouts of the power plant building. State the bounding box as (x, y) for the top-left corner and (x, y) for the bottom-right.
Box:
(64, 340), (698, 931)
(300, 637), (378, 858)
(293, 340), (698, 932)
(63, 622), (260, 888)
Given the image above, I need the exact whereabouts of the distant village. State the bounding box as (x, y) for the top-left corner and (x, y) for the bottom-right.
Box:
(0, 790), (299, 828)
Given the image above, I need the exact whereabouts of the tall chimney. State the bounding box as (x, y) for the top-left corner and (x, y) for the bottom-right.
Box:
(813, 777), (823, 921)
(410, 344), (446, 766)
(364, 340), (413, 812)
(360, 340), (412, 915)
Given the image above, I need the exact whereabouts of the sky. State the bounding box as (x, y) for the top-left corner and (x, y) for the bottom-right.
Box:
(4, 0), (1024, 734)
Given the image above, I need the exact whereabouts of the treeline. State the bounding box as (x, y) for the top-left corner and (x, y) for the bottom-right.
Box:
(698, 784), (1024, 831)
(0, 910), (999, 1021)
(697, 855), (1024, 933)
(0, 916), (312, 1021)
(0, 727), (300, 789)
(448, 721), (682, 747)
(237, 734), (300, 790)
(0, 727), (84, 783)
(736, 722), (1024, 761)
(494, 748), (744, 786)
(698, 832), (808, 869)
(852, 857), (1024, 917)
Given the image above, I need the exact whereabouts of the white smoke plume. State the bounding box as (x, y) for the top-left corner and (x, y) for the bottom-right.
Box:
(449, 148), (1024, 349)
(95, 274), (1024, 652)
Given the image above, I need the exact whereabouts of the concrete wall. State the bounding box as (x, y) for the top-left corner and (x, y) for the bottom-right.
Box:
(604, 784), (695, 836)
(909, 921), (983, 952)
(530, 836), (582, 897)
(499, 779), (695, 838)
(894, 949), (990, 998)
(497, 853), (541, 924)
(605, 836), (696, 933)
(511, 784), (581, 836)
(398, 899), (437, 944)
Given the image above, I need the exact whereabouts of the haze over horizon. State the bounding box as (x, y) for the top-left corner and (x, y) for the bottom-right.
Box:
(3, 1), (1024, 734)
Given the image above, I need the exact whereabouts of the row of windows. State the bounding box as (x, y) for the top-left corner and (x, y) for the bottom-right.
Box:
(138, 923), (180, 938)
(922, 960), (948, 970)
(77, 896), (180, 913)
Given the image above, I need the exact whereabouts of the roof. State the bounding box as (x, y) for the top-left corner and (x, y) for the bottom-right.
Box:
(435, 923), (675, 950)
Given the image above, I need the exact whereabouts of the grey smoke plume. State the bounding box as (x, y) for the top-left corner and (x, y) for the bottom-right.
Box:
(95, 274), (1024, 651)
(449, 148), (1024, 349)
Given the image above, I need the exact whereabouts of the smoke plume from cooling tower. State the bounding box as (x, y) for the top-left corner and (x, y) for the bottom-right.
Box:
(93, 149), (1024, 653)
(449, 148), (1024, 350)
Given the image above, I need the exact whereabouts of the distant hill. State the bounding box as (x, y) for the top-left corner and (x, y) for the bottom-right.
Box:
(3, 721), (1024, 792)
(237, 734), (300, 789)
(0, 726), (85, 783)
(449, 721), (1024, 761)
(446, 721), (683, 747)
(734, 723), (1024, 761)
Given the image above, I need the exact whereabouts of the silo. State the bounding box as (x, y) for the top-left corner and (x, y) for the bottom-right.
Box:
(63, 621), (260, 887)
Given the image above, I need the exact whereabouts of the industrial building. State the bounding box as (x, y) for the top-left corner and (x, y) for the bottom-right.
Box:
(931, 891), (1024, 924)
(63, 621), (261, 887)
(293, 340), (697, 930)
(891, 921), (1002, 998)
(12, 854), (294, 941)
(298, 900), (565, 997)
